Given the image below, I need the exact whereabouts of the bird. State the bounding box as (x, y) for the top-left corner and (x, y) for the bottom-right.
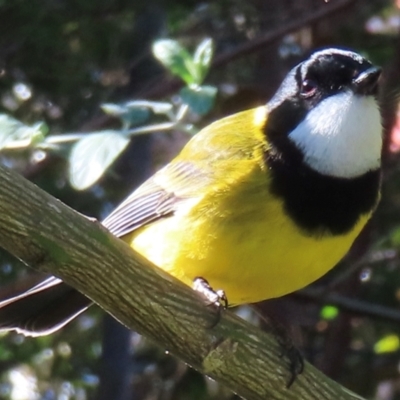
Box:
(0, 48), (383, 337)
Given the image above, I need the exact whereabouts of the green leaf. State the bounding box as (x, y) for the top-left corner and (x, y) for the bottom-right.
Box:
(123, 104), (151, 126)
(125, 100), (173, 115)
(30, 122), (48, 145)
(193, 38), (213, 84)
(0, 114), (46, 149)
(152, 39), (197, 85)
(101, 103), (150, 128)
(101, 103), (128, 117)
(69, 131), (130, 190)
(320, 305), (339, 320)
(180, 85), (217, 115)
(374, 334), (400, 354)
(389, 227), (400, 246)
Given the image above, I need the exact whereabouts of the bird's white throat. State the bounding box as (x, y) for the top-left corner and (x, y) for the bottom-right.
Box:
(289, 92), (382, 178)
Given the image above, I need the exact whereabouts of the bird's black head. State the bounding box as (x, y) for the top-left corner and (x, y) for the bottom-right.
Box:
(268, 48), (381, 113)
(266, 48), (382, 179)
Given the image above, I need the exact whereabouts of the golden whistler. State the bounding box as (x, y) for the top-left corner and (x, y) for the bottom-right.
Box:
(0, 48), (382, 336)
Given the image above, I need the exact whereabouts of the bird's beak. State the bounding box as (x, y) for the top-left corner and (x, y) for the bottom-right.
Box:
(352, 67), (381, 96)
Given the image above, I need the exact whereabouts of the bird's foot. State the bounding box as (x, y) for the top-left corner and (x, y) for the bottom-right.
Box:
(192, 277), (228, 327)
(193, 277), (228, 308)
(275, 326), (304, 387)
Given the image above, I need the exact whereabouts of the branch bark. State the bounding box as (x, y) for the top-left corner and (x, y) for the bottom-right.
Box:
(0, 164), (365, 400)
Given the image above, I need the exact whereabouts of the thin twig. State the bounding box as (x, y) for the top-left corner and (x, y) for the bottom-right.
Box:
(212, 0), (356, 67)
(295, 287), (400, 323)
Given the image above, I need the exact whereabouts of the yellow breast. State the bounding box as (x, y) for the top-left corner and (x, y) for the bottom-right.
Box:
(124, 160), (371, 305)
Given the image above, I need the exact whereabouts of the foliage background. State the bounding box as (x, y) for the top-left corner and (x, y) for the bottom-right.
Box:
(0, 0), (400, 399)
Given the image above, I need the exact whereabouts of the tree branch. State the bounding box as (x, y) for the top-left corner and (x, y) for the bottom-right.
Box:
(0, 164), (365, 400)
(296, 287), (400, 324)
(212, 0), (356, 68)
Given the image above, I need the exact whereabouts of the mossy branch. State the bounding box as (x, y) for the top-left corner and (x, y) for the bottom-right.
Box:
(0, 164), (364, 400)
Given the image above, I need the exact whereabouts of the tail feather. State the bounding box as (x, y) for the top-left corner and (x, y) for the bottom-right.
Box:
(0, 277), (92, 336)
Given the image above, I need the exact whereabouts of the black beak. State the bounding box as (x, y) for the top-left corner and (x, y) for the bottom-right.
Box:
(352, 67), (381, 96)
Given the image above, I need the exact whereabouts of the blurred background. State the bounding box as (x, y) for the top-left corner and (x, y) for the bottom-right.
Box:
(0, 0), (399, 399)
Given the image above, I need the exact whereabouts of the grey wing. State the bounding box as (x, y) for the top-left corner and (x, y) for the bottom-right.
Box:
(102, 180), (178, 238)
(102, 160), (209, 238)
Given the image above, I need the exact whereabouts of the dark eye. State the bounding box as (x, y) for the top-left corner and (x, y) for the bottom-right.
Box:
(300, 79), (317, 98)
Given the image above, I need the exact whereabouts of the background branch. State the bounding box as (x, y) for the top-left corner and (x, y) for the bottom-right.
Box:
(212, 0), (356, 67)
(296, 287), (400, 324)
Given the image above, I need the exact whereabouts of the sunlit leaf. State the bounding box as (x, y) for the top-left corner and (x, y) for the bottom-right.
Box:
(193, 38), (213, 84)
(125, 100), (173, 115)
(374, 334), (400, 354)
(320, 305), (339, 320)
(101, 103), (128, 117)
(180, 85), (217, 115)
(152, 39), (197, 85)
(0, 114), (46, 149)
(30, 122), (48, 145)
(389, 227), (400, 246)
(69, 131), (129, 190)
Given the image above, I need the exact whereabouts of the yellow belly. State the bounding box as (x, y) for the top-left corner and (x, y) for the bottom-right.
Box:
(123, 171), (370, 305)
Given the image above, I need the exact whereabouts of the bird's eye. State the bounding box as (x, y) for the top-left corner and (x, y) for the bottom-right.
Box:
(300, 79), (317, 98)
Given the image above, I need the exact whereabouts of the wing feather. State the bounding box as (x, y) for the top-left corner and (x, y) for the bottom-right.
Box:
(102, 183), (173, 237)
(102, 161), (207, 238)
